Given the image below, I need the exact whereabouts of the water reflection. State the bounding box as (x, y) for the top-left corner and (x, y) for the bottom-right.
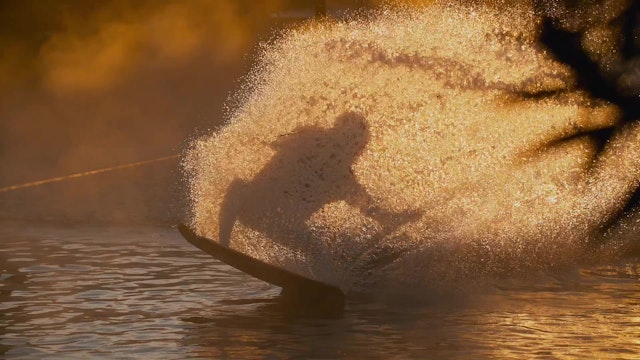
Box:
(0, 221), (639, 359)
(181, 276), (640, 359)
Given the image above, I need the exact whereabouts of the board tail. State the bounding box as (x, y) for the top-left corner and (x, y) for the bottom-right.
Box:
(178, 224), (345, 313)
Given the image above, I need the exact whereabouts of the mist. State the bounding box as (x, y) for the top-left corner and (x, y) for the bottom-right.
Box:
(0, 0), (382, 223)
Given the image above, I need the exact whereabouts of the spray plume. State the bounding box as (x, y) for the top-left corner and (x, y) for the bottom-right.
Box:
(184, 0), (640, 294)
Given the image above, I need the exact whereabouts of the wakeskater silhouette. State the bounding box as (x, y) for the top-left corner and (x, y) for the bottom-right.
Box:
(218, 112), (419, 248)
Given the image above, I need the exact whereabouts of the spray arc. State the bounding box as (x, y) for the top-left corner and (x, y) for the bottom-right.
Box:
(182, 1), (640, 302)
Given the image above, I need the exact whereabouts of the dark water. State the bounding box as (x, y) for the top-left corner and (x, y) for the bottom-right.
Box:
(1, 220), (639, 359)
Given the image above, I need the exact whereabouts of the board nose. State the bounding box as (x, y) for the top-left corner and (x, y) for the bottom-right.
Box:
(177, 223), (345, 315)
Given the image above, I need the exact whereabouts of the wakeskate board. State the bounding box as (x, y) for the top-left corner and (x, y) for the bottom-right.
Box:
(178, 224), (345, 310)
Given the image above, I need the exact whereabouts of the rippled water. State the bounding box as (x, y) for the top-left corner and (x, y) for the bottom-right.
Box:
(1, 220), (639, 359)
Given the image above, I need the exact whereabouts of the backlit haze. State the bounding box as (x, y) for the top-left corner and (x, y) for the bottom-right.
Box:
(0, 1), (381, 222)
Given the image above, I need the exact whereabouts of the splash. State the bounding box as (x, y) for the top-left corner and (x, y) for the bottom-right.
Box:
(185, 0), (640, 294)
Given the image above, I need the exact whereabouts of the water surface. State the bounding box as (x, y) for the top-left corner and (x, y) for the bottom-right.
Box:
(1, 221), (638, 359)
